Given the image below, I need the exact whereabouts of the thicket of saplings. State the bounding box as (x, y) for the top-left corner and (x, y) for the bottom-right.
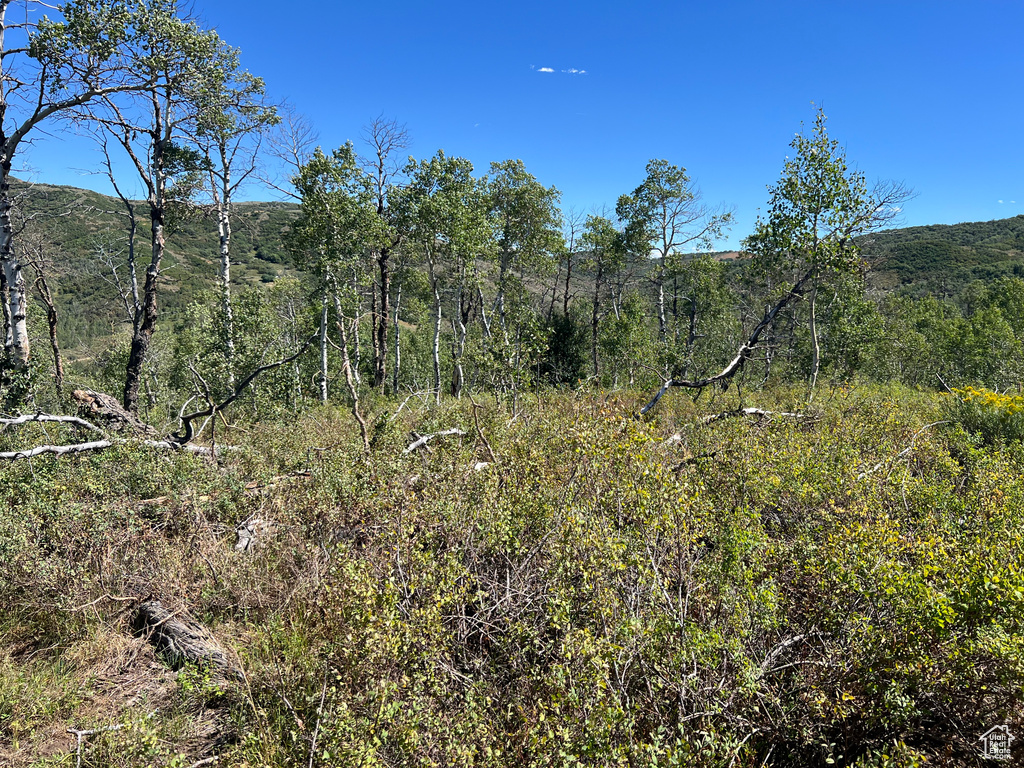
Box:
(2, 264), (1024, 768)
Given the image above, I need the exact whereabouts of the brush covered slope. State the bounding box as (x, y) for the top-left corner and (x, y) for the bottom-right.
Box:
(1, 386), (1022, 767)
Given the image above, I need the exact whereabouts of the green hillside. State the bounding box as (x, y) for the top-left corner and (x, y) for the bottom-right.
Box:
(14, 178), (1024, 358)
(10, 179), (300, 354)
(861, 214), (1024, 290)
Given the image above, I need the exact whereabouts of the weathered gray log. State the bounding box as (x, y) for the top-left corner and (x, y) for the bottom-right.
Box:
(73, 389), (156, 435)
(134, 600), (236, 676)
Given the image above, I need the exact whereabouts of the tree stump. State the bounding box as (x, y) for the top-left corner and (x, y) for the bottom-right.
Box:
(133, 600), (237, 677)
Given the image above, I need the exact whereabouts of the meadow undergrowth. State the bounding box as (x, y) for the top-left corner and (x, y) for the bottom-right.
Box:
(0, 385), (1021, 767)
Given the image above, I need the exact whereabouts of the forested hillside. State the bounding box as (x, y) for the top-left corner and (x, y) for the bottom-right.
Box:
(863, 215), (1024, 291)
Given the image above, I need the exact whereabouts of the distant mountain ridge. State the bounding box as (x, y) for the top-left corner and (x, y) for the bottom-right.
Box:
(861, 215), (1024, 289)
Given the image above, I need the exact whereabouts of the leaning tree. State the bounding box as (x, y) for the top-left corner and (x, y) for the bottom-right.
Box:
(640, 109), (908, 415)
(84, 0), (248, 413)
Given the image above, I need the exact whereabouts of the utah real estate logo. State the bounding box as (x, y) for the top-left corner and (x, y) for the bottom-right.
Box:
(979, 725), (1014, 761)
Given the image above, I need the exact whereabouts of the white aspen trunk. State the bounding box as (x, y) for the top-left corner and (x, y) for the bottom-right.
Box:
(0, 258), (11, 352)
(0, 182), (29, 367)
(477, 285), (491, 339)
(427, 251), (442, 404)
(318, 286), (329, 403)
(350, 269), (361, 385)
(392, 282), (402, 393)
(809, 281), (820, 392)
(656, 257), (667, 343)
(452, 281), (467, 398)
(432, 282), (442, 405)
(334, 304), (369, 452)
(0, 4), (26, 367)
(215, 149), (235, 386)
(493, 252), (509, 331)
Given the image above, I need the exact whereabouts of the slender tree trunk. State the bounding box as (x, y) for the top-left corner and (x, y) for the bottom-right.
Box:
(334, 291), (369, 451)
(0, 172), (28, 368)
(0, 258), (10, 353)
(477, 285), (491, 339)
(548, 260), (560, 320)
(562, 254), (573, 316)
(217, 205), (234, 386)
(214, 154), (235, 387)
(656, 257), (667, 343)
(375, 247), (390, 391)
(672, 276), (679, 346)
(452, 293), (467, 398)
(31, 268), (64, 395)
(352, 270), (362, 385)
(493, 252), (510, 330)
(0, 4), (28, 369)
(392, 282), (402, 393)
(123, 197), (165, 413)
(432, 281), (442, 404)
(592, 263), (603, 379)
(318, 285), (329, 403)
(809, 281), (820, 391)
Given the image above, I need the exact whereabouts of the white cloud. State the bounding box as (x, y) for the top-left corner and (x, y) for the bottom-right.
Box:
(562, 68), (587, 75)
(537, 67), (554, 73)
(1012, 200), (1018, 204)
(998, 199), (1004, 204)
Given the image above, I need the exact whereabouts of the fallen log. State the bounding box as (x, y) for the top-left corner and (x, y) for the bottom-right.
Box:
(72, 389), (157, 435)
(0, 438), (230, 461)
(133, 600), (237, 677)
(0, 413), (106, 434)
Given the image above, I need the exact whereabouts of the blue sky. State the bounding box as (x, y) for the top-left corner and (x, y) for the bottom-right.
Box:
(21, 0), (1024, 250)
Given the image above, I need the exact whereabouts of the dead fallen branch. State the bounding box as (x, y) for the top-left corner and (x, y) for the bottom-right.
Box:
(0, 439), (116, 459)
(0, 438), (232, 461)
(403, 428), (467, 454)
(70, 593), (137, 612)
(469, 395), (497, 463)
(0, 413), (106, 434)
(173, 334), (317, 446)
(700, 407), (811, 424)
(0, 405), (241, 461)
(856, 420), (950, 480)
(639, 269), (814, 416)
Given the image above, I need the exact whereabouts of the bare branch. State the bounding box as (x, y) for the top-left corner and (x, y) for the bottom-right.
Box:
(173, 333), (317, 445)
(403, 428), (467, 454)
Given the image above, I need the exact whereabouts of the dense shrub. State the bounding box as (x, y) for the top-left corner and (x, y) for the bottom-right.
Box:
(945, 386), (1024, 444)
(1, 388), (1022, 766)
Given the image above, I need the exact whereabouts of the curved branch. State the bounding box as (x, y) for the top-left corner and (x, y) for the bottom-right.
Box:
(173, 333), (317, 445)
